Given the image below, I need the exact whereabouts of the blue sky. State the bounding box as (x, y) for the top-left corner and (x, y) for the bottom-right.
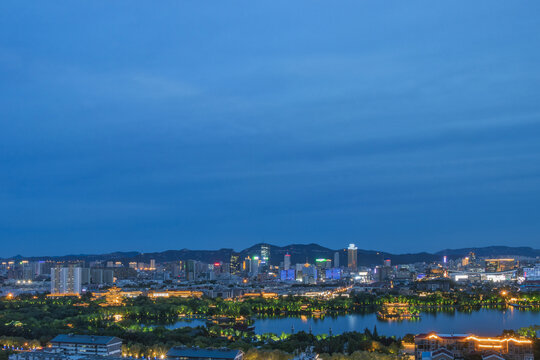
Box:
(1, 1), (540, 256)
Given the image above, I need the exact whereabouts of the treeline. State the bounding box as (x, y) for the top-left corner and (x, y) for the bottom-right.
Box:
(0, 290), (537, 358)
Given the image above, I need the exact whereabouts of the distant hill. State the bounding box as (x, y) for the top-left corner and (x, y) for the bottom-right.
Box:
(4, 244), (538, 266)
(435, 246), (540, 258)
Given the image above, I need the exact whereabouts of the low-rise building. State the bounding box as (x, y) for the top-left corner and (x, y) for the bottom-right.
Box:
(414, 333), (533, 360)
(10, 352), (120, 360)
(50, 335), (122, 357)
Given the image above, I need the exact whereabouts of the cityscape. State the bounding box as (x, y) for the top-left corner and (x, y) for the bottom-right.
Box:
(1, 1), (540, 360)
(0, 244), (539, 359)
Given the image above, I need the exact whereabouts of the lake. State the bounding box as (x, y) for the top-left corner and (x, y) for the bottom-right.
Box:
(253, 308), (540, 337)
(164, 308), (539, 337)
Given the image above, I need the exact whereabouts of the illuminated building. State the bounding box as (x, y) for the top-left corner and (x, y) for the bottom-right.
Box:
(315, 258), (332, 269)
(92, 287), (142, 306)
(461, 257), (469, 267)
(51, 266), (82, 295)
(325, 268), (341, 280)
(50, 334), (122, 357)
(415, 333), (533, 360)
(230, 253), (241, 275)
(147, 290), (203, 298)
(281, 269), (295, 281)
(384, 258), (391, 267)
(260, 245), (270, 264)
(249, 256), (260, 275)
(485, 259), (516, 272)
(284, 253), (291, 270)
(347, 244), (358, 271)
(242, 292), (278, 299)
(523, 264), (540, 280)
(149, 259), (156, 270)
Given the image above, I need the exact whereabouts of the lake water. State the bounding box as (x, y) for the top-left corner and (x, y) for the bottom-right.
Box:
(253, 308), (540, 337)
(165, 308), (539, 337)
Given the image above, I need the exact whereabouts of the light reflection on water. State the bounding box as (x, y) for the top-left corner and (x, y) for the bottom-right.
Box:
(253, 309), (539, 337)
(160, 308), (539, 337)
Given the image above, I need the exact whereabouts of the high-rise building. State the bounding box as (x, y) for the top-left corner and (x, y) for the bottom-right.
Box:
(261, 245), (270, 264)
(81, 268), (91, 285)
(103, 269), (114, 284)
(150, 259), (156, 270)
(186, 260), (198, 281)
(250, 256), (260, 276)
(334, 252), (340, 268)
(384, 258), (391, 267)
(51, 266), (82, 294)
(230, 253), (241, 275)
(284, 253), (291, 271)
(347, 244), (358, 271)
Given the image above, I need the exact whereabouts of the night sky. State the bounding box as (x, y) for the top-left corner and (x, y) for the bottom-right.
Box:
(1, 1), (540, 257)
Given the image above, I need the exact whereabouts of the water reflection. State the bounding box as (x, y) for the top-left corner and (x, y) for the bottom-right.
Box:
(157, 308), (539, 337)
(253, 309), (539, 337)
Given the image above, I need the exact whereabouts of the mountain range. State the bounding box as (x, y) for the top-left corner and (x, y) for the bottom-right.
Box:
(4, 244), (539, 266)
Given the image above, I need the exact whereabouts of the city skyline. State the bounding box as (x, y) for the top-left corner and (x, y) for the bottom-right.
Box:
(2, 242), (539, 261)
(2, 1), (540, 256)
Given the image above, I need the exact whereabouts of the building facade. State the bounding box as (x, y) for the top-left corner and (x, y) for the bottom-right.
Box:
(50, 335), (122, 357)
(50, 267), (82, 295)
(414, 333), (533, 360)
(347, 244), (358, 271)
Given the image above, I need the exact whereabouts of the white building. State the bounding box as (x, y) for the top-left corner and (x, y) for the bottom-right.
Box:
(523, 264), (540, 280)
(51, 266), (82, 295)
(284, 253), (291, 270)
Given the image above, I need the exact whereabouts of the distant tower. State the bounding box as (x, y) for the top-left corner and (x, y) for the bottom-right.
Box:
(230, 253), (240, 275)
(348, 244), (358, 271)
(250, 256), (260, 275)
(260, 245), (270, 264)
(150, 259), (156, 270)
(384, 258), (391, 267)
(284, 253), (291, 271)
(334, 252), (340, 268)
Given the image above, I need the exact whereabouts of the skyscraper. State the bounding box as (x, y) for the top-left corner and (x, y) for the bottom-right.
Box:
(230, 253), (241, 275)
(250, 256), (260, 275)
(51, 266), (82, 294)
(334, 252), (340, 268)
(186, 260), (198, 281)
(260, 245), (270, 264)
(347, 244), (358, 271)
(284, 253), (291, 270)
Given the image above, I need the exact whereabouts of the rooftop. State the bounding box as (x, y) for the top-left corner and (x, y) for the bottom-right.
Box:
(50, 335), (122, 346)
